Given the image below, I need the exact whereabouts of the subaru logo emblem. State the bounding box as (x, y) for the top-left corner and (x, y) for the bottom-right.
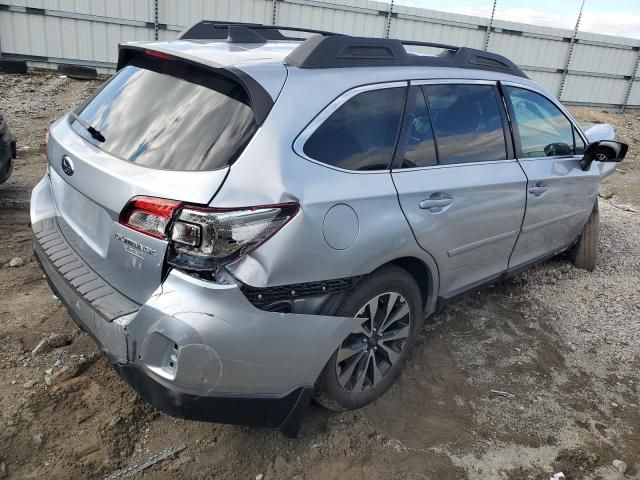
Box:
(61, 156), (74, 176)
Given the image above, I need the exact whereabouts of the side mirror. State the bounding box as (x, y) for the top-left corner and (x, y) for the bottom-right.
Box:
(584, 123), (615, 143)
(580, 140), (628, 171)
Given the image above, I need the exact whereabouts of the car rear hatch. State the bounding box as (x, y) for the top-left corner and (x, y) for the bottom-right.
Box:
(46, 46), (278, 305)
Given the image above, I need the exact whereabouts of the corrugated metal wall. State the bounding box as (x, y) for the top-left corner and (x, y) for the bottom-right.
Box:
(1, 0), (639, 108)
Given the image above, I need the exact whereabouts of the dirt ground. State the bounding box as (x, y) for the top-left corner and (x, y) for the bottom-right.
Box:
(0, 71), (638, 480)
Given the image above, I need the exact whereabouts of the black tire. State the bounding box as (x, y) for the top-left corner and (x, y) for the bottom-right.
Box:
(0, 157), (12, 185)
(57, 64), (98, 80)
(314, 265), (423, 411)
(571, 200), (599, 271)
(0, 59), (27, 74)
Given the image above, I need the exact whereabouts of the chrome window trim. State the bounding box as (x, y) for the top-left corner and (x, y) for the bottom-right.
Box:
(410, 79), (497, 86)
(391, 158), (518, 173)
(517, 155), (584, 163)
(499, 80), (590, 149)
(292, 81), (408, 174)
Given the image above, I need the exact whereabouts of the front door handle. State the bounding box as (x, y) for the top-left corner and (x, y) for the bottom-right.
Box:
(528, 184), (549, 196)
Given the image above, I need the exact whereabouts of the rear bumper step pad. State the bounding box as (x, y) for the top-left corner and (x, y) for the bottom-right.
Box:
(33, 217), (139, 321)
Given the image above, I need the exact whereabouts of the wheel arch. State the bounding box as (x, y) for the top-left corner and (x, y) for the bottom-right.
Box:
(385, 255), (439, 318)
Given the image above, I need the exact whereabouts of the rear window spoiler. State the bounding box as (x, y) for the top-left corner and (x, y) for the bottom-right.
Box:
(116, 44), (274, 126)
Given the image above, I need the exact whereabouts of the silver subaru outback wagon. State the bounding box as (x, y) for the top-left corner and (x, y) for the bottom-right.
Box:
(31, 22), (626, 436)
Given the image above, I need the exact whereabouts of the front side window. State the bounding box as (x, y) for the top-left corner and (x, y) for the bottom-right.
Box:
(507, 87), (575, 158)
(424, 84), (506, 165)
(303, 87), (405, 171)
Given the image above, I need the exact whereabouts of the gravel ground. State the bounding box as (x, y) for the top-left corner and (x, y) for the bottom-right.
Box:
(0, 71), (638, 480)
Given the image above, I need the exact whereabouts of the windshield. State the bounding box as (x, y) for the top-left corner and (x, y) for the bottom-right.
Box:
(71, 56), (258, 171)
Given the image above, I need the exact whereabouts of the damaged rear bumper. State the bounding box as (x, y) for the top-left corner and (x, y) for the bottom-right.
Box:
(34, 232), (312, 434)
(31, 178), (358, 435)
(113, 363), (313, 436)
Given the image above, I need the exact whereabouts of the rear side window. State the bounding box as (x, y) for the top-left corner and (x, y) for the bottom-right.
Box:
(71, 56), (257, 171)
(506, 87), (575, 158)
(425, 84), (506, 165)
(401, 88), (438, 169)
(303, 87), (405, 171)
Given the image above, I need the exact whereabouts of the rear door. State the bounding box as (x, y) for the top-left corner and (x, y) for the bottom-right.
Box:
(503, 84), (599, 269)
(46, 51), (276, 303)
(392, 81), (527, 299)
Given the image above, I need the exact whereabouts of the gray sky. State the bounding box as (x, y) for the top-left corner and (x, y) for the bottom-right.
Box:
(395, 0), (640, 39)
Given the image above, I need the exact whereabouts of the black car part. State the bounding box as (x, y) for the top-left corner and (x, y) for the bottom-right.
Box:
(180, 21), (528, 78)
(0, 112), (17, 184)
(58, 64), (98, 80)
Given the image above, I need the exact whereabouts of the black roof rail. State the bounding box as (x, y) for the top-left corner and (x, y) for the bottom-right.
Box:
(285, 35), (528, 78)
(179, 21), (527, 78)
(180, 21), (341, 42)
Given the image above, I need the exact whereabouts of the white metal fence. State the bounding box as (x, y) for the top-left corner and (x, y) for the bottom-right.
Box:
(1, 0), (640, 108)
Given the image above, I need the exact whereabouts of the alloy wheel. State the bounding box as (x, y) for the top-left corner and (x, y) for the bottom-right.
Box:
(335, 292), (411, 393)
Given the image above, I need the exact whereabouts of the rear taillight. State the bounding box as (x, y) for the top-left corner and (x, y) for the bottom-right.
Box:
(119, 196), (183, 239)
(118, 196), (299, 271)
(167, 203), (299, 271)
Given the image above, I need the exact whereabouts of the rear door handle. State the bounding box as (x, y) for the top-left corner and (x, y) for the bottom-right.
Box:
(419, 198), (452, 209)
(528, 184), (549, 196)
(419, 194), (453, 211)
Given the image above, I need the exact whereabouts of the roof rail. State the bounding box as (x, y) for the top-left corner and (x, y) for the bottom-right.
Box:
(285, 35), (528, 78)
(179, 21), (527, 78)
(179, 21), (341, 42)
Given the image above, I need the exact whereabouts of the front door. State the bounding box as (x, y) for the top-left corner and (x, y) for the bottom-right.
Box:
(503, 84), (600, 269)
(392, 81), (527, 299)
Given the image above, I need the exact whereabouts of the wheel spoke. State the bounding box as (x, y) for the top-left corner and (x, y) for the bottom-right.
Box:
(353, 354), (371, 392)
(372, 354), (384, 383)
(380, 302), (409, 333)
(379, 343), (401, 365)
(365, 298), (378, 333)
(338, 350), (366, 387)
(385, 293), (399, 320)
(380, 323), (410, 342)
(337, 342), (367, 363)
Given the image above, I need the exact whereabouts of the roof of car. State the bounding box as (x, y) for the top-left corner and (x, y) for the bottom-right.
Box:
(118, 24), (540, 125)
(124, 22), (528, 79)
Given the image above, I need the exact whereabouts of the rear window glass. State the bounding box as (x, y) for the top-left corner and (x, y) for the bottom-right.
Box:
(71, 56), (257, 171)
(424, 84), (506, 165)
(303, 87), (405, 171)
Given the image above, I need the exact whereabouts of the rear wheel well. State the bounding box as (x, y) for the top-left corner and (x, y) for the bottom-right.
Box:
(387, 257), (431, 311)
